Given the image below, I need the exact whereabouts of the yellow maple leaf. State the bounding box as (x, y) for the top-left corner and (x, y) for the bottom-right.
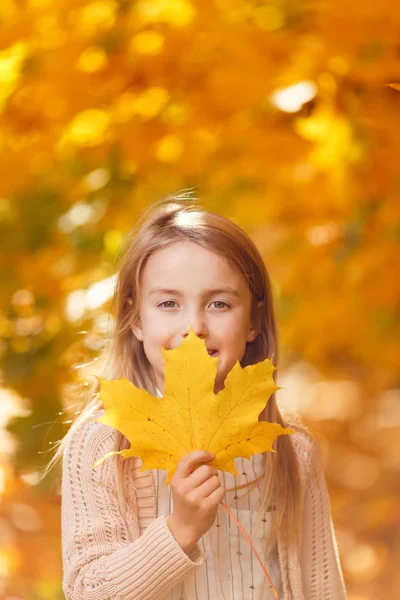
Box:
(93, 327), (296, 484)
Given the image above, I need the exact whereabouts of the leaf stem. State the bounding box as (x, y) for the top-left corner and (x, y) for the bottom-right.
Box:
(220, 501), (280, 600)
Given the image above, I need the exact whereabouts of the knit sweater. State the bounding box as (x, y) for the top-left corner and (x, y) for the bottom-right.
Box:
(61, 414), (347, 600)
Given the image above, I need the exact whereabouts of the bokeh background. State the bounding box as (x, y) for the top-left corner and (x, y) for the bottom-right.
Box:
(0, 1), (399, 598)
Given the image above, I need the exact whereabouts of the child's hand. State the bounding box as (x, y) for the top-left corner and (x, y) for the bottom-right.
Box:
(167, 450), (225, 555)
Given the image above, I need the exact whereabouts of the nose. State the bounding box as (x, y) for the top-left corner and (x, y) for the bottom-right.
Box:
(182, 317), (208, 340)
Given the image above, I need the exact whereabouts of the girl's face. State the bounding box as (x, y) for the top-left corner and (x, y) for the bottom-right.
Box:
(131, 240), (259, 395)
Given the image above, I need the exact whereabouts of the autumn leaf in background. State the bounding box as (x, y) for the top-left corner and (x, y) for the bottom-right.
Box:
(93, 327), (296, 483)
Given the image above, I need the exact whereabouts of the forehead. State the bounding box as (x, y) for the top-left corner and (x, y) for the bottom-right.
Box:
(141, 240), (246, 291)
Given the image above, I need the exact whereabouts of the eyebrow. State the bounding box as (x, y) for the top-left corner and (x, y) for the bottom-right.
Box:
(148, 287), (241, 298)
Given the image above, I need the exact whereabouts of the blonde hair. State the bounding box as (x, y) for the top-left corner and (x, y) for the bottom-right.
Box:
(43, 192), (312, 555)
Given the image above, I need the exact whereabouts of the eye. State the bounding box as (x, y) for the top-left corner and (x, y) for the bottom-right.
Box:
(157, 300), (230, 310)
(158, 301), (178, 308)
(210, 300), (229, 309)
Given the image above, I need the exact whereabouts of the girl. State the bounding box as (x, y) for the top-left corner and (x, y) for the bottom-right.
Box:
(57, 194), (347, 599)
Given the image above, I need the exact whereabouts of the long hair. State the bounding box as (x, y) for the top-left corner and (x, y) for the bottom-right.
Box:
(43, 191), (311, 555)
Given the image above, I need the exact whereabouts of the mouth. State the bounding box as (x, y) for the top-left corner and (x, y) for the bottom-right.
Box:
(207, 349), (219, 357)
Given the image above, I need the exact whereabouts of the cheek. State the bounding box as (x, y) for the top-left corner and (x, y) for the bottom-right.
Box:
(222, 321), (248, 344)
(143, 325), (171, 354)
(221, 329), (249, 363)
(142, 312), (166, 340)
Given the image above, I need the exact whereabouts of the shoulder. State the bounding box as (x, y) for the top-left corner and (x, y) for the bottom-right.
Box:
(62, 410), (122, 482)
(284, 420), (323, 480)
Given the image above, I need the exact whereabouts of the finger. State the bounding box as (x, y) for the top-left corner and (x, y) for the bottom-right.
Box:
(196, 474), (222, 498)
(203, 485), (226, 508)
(175, 450), (215, 479)
(188, 464), (218, 488)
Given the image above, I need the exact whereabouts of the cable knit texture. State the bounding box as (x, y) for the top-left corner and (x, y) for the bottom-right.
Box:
(61, 415), (347, 600)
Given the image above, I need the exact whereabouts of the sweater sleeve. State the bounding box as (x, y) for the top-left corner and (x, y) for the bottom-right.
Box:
(300, 436), (347, 599)
(61, 418), (206, 600)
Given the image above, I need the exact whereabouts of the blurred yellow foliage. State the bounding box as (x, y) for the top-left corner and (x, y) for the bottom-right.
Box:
(0, 43), (27, 111)
(134, 0), (197, 28)
(59, 109), (111, 148)
(75, 0), (118, 35)
(132, 31), (165, 55)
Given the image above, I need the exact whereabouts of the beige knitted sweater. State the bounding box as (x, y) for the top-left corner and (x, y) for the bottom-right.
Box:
(61, 415), (347, 600)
